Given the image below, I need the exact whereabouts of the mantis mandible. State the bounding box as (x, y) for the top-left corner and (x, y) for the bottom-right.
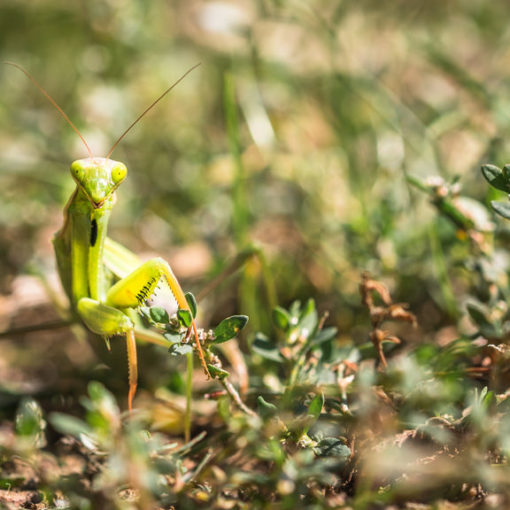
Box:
(5, 62), (210, 411)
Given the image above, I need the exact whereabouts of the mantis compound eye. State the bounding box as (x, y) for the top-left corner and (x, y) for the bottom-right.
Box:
(70, 160), (86, 184)
(111, 163), (128, 184)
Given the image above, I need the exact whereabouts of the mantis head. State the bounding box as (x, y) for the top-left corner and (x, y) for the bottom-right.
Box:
(4, 61), (200, 203)
(71, 158), (127, 208)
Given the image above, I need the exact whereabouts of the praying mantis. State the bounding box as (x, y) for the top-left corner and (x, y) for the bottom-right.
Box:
(4, 62), (210, 412)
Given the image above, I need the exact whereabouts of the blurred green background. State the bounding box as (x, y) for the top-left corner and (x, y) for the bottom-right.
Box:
(2, 0), (510, 342)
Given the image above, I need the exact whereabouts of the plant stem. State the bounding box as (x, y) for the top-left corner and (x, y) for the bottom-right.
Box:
(222, 379), (257, 418)
(184, 351), (193, 443)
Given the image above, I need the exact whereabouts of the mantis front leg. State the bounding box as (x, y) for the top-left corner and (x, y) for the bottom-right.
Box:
(78, 257), (209, 411)
(76, 298), (137, 410)
(106, 257), (207, 369)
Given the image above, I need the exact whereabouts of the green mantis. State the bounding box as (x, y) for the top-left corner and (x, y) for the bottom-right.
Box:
(5, 62), (209, 412)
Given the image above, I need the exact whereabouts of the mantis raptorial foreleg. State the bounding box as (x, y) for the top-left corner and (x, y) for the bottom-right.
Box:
(106, 258), (191, 310)
(76, 256), (208, 411)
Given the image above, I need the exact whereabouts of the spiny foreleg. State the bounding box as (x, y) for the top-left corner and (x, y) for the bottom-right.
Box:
(105, 257), (210, 377)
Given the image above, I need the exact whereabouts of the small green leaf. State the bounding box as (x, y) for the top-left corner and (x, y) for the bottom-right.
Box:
(480, 386), (492, 406)
(298, 393), (324, 435)
(177, 309), (193, 328)
(85, 382), (119, 423)
(310, 327), (337, 348)
(163, 331), (183, 344)
(289, 300), (301, 319)
(49, 413), (92, 438)
(298, 299), (318, 338)
(168, 343), (193, 356)
(466, 302), (491, 329)
(185, 292), (197, 318)
(15, 399), (46, 444)
(314, 437), (351, 463)
(207, 364), (229, 380)
(213, 315), (249, 343)
(299, 298), (316, 321)
(307, 393), (324, 422)
(88, 381), (113, 403)
(252, 333), (283, 362)
(217, 396), (231, 421)
(164, 321), (181, 334)
(291, 393), (324, 438)
(491, 201), (510, 220)
(257, 396), (278, 419)
(150, 306), (169, 324)
(481, 164), (508, 192)
(272, 307), (290, 330)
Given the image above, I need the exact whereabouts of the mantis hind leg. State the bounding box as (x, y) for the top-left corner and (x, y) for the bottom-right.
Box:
(105, 257), (209, 377)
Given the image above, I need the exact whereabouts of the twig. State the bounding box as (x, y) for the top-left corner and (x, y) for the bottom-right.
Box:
(0, 319), (74, 338)
(222, 379), (257, 417)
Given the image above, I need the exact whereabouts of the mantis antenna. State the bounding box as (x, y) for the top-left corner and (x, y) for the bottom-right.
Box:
(4, 61), (201, 160)
(3, 61), (93, 158)
(106, 62), (201, 158)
